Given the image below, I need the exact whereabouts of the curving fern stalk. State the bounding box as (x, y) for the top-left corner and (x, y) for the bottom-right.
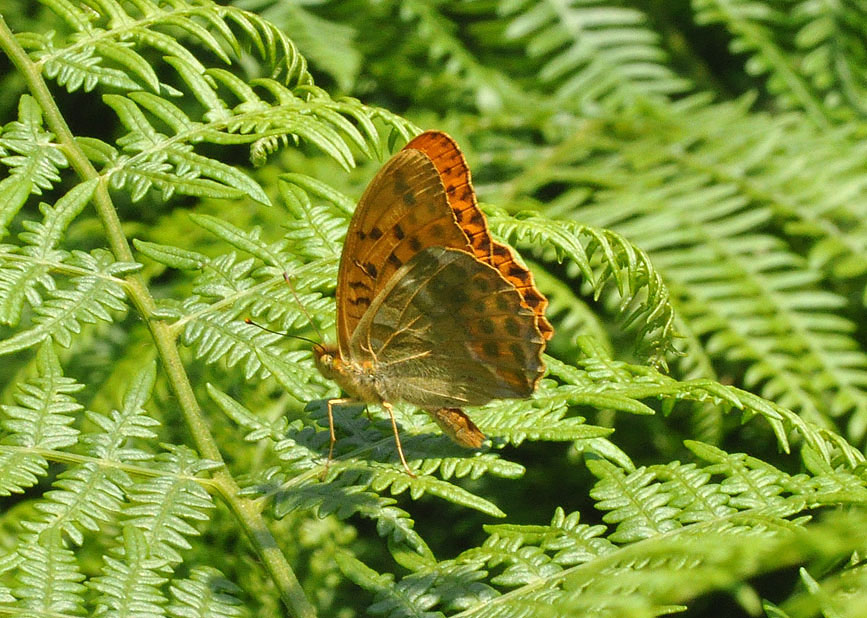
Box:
(2, 1), (867, 617)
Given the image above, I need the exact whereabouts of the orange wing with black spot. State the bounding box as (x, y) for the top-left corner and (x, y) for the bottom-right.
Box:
(336, 149), (471, 357)
(404, 132), (554, 340)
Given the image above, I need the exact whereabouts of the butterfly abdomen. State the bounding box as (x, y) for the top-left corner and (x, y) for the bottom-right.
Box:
(426, 407), (485, 448)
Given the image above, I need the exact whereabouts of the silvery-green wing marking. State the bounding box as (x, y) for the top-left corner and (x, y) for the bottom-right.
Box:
(348, 247), (545, 409)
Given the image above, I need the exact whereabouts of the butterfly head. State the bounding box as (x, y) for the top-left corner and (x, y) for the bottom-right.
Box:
(312, 343), (341, 380)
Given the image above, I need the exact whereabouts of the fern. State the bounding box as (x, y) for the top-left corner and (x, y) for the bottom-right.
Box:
(13, 530), (86, 616)
(694, 0), (867, 125)
(498, 0), (689, 109)
(337, 442), (867, 617)
(168, 566), (248, 618)
(477, 97), (867, 444)
(0, 95), (68, 236)
(90, 525), (169, 618)
(0, 343), (81, 495)
(3, 0), (867, 616)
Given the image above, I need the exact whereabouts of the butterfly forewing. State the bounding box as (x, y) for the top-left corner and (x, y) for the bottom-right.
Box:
(336, 149), (472, 357)
(349, 247), (545, 409)
(404, 132), (494, 261)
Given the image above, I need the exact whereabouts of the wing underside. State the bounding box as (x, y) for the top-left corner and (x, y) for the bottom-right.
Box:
(349, 247), (545, 409)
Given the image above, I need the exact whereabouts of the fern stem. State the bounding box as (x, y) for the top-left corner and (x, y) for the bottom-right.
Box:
(0, 16), (317, 618)
(0, 443), (221, 487)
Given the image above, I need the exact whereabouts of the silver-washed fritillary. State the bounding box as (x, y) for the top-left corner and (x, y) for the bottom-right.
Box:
(314, 131), (552, 475)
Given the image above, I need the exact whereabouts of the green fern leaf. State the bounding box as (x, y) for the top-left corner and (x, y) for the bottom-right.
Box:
(22, 360), (158, 545)
(501, 0), (689, 107)
(90, 525), (168, 618)
(167, 566), (248, 618)
(0, 343), (82, 495)
(0, 249), (134, 356)
(122, 446), (217, 568)
(0, 178), (98, 325)
(12, 530), (85, 616)
(0, 95), (68, 235)
(489, 211), (678, 366)
(588, 459), (679, 543)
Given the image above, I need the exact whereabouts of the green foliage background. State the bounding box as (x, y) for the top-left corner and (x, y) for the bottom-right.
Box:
(1, 1), (867, 616)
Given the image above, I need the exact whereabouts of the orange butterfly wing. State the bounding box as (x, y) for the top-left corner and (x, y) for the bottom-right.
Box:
(335, 148), (472, 357)
(404, 132), (554, 341)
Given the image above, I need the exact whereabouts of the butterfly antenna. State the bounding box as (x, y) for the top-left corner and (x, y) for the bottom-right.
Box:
(282, 271), (326, 343)
(244, 318), (318, 346)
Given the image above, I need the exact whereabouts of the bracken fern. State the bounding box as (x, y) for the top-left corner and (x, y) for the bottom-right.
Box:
(1, 1), (867, 617)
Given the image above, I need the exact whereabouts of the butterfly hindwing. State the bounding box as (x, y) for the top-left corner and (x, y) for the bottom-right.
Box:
(349, 247), (545, 409)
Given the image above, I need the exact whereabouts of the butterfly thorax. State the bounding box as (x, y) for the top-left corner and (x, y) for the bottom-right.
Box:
(313, 343), (383, 404)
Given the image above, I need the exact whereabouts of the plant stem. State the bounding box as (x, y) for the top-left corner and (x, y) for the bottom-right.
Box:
(0, 15), (316, 618)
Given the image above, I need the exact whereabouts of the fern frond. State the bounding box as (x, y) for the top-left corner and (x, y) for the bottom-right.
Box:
(588, 459), (679, 543)
(488, 99), (867, 441)
(0, 551), (19, 603)
(338, 549), (497, 618)
(530, 263), (612, 359)
(270, 476), (429, 553)
(90, 525), (168, 618)
(489, 211), (678, 367)
(280, 173), (352, 261)
(779, 560), (867, 618)
(173, 250), (325, 400)
(694, 0), (867, 125)
(123, 446), (218, 568)
(499, 0), (689, 108)
(546, 356), (864, 466)
(246, 2), (361, 92)
(22, 360), (158, 545)
(484, 506), (616, 567)
(0, 249), (134, 356)
(339, 446), (867, 617)
(207, 383), (324, 471)
(0, 343), (81, 495)
(790, 2), (867, 118)
(305, 398), (588, 488)
(0, 178), (97, 325)
(6, 3), (867, 615)
(395, 0), (529, 112)
(21, 0), (312, 94)
(100, 92), (270, 204)
(0, 95), (69, 236)
(183, 306), (321, 398)
(168, 566), (248, 618)
(221, 388), (510, 517)
(12, 530), (85, 616)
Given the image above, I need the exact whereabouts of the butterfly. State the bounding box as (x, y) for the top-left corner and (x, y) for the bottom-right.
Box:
(313, 131), (553, 475)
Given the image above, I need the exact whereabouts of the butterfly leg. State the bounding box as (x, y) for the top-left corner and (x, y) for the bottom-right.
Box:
(382, 401), (415, 477)
(323, 397), (354, 478)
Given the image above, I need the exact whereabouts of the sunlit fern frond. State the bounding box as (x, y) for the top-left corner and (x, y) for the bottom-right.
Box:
(694, 0), (867, 126)
(498, 0), (690, 109)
